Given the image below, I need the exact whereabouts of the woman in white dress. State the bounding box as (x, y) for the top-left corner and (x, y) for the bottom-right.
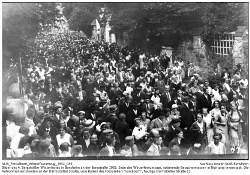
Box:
(56, 126), (74, 149)
(202, 108), (214, 144)
(227, 103), (244, 150)
(178, 58), (185, 80)
(210, 100), (221, 119)
(205, 133), (226, 154)
(214, 104), (229, 149)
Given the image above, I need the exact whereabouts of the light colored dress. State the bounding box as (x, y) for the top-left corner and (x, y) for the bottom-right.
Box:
(178, 61), (185, 80)
(56, 133), (72, 148)
(203, 114), (214, 144)
(228, 111), (243, 147)
(214, 112), (229, 147)
(205, 142), (226, 154)
(210, 108), (221, 118)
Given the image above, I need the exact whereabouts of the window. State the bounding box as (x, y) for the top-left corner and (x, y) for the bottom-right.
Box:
(211, 32), (235, 56)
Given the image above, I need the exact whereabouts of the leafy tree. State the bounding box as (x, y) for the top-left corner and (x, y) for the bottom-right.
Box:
(62, 3), (104, 37)
(201, 3), (248, 45)
(2, 3), (60, 69)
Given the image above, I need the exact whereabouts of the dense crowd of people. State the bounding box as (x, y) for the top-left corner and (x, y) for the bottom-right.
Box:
(5, 32), (248, 158)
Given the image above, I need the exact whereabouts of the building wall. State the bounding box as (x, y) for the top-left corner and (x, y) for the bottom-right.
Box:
(175, 27), (248, 78)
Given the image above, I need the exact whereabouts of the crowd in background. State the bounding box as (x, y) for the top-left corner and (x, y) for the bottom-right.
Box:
(5, 33), (248, 158)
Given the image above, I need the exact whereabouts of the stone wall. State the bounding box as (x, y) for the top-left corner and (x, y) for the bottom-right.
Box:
(175, 37), (213, 78)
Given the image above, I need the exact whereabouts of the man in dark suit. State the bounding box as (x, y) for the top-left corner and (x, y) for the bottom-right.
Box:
(132, 86), (146, 104)
(126, 103), (141, 130)
(160, 85), (172, 110)
(76, 128), (91, 156)
(114, 113), (131, 147)
(119, 97), (133, 116)
(87, 133), (100, 156)
(179, 95), (195, 140)
(167, 94), (182, 110)
(141, 97), (155, 119)
(196, 87), (212, 113)
(37, 117), (59, 152)
(227, 84), (240, 103)
(132, 63), (140, 79)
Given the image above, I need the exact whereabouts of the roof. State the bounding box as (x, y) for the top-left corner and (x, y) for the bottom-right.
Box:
(235, 26), (248, 37)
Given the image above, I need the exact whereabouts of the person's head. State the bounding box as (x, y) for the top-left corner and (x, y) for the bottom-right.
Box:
(42, 133), (52, 145)
(90, 134), (98, 145)
(59, 119), (66, 127)
(106, 134), (115, 146)
(233, 94), (238, 101)
(100, 123), (107, 131)
(134, 118), (141, 127)
(59, 142), (70, 152)
(154, 136), (162, 146)
(159, 147), (170, 156)
(71, 145), (82, 157)
(213, 133), (222, 146)
(170, 145), (181, 156)
(148, 129), (160, 140)
(202, 108), (208, 115)
(199, 84), (204, 91)
(82, 128), (90, 140)
(230, 103), (237, 111)
(59, 126), (67, 136)
(78, 111), (86, 120)
(140, 112), (147, 121)
(19, 126), (30, 135)
(36, 139), (50, 155)
(175, 129), (184, 139)
(119, 113), (126, 121)
(26, 108), (36, 119)
(55, 107), (62, 114)
(172, 104), (178, 113)
(204, 80), (209, 87)
(191, 95), (196, 102)
(18, 135), (30, 148)
(106, 122), (112, 129)
(182, 95), (189, 103)
(204, 87), (209, 95)
(197, 113), (203, 123)
(221, 104), (227, 113)
(155, 89), (160, 95)
(213, 100), (221, 109)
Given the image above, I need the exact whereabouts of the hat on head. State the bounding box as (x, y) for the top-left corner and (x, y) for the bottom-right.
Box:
(84, 119), (96, 129)
(134, 117), (141, 122)
(125, 136), (134, 141)
(109, 104), (118, 113)
(102, 129), (113, 134)
(54, 101), (63, 110)
(78, 111), (85, 115)
(172, 104), (178, 109)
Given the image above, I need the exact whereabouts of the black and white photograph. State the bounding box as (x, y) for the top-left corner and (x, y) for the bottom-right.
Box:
(1, 1), (249, 165)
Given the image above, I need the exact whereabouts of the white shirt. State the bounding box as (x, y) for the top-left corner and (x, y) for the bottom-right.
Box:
(85, 138), (90, 148)
(107, 145), (115, 157)
(6, 122), (20, 139)
(132, 125), (146, 140)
